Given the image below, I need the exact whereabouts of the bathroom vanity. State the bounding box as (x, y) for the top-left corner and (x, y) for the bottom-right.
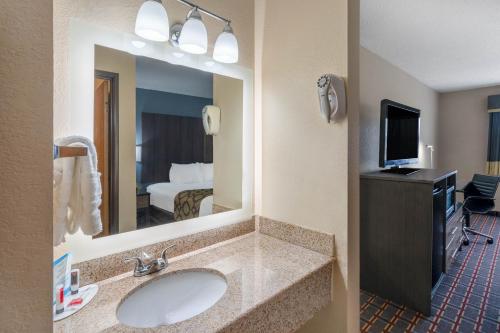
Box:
(53, 223), (333, 333)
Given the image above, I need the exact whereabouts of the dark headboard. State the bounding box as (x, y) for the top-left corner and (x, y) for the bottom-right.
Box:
(141, 112), (213, 184)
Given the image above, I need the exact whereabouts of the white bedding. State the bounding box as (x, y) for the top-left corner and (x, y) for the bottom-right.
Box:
(146, 181), (213, 216)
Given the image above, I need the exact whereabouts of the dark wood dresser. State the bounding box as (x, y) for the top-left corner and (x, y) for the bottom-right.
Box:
(361, 169), (462, 316)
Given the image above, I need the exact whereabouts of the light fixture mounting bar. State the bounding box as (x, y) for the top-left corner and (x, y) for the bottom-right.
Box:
(174, 0), (231, 24)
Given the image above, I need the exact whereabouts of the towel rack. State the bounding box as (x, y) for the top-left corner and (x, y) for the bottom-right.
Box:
(53, 145), (88, 159)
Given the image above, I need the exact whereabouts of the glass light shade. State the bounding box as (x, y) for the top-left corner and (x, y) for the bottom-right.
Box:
(213, 31), (239, 63)
(135, 1), (169, 42)
(179, 17), (208, 54)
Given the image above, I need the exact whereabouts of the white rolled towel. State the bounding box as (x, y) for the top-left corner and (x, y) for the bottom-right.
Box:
(53, 136), (102, 246)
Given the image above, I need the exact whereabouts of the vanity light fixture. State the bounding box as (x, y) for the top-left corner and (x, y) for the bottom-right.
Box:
(134, 0), (239, 62)
(135, 0), (170, 42)
(213, 23), (239, 64)
(178, 8), (208, 54)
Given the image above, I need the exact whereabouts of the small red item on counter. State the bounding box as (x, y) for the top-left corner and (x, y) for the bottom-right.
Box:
(59, 288), (64, 303)
(68, 298), (83, 307)
(55, 285), (64, 314)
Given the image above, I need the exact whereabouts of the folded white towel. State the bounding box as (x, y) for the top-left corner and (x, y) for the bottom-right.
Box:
(53, 136), (103, 246)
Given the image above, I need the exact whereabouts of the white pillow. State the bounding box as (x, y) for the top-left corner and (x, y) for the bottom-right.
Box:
(169, 163), (203, 183)
(199, 163), (214, 182)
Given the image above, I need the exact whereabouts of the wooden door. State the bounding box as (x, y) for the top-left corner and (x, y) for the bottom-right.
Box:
(94, 78), (110, 236)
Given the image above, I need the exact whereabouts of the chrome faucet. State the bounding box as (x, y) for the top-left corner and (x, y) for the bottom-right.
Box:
(125, 245), (175, 277)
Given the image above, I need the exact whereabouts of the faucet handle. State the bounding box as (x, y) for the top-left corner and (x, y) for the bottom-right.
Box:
(161, 244), (176, 261)
(124, 257), (145, 269)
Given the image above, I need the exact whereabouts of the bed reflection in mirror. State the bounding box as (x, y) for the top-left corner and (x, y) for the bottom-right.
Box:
(93, 45), (243, 237)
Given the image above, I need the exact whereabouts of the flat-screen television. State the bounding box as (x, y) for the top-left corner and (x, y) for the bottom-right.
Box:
(379, 99), (420, 168)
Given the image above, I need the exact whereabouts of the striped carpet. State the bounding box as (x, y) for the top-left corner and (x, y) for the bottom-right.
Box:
(360, 214), (500, 333)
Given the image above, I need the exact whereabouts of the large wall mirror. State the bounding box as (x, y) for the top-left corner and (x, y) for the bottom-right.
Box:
(57, 21), (253, 261)
(93, 45), (243, 237)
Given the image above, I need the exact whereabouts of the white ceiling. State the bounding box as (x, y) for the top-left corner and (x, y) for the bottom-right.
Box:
(361, 0), (500, 92)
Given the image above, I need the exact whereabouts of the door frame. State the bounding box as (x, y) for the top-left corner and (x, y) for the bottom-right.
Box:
(95, 70), (119, 235)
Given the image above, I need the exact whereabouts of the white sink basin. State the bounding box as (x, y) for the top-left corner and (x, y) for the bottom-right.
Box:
(116, 270), (227, 328)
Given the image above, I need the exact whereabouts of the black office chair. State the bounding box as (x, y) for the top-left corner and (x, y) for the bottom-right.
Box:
(457, 174), (499, 246)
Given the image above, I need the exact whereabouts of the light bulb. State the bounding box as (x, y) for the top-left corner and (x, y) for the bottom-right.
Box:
(179, 8), (208, 54)
(213, 24), (239, 64)
(135, 0), (169, 42)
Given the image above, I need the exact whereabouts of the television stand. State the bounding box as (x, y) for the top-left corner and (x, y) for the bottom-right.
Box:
(361, 169), (458, 315)
(380, 167), (421, 176)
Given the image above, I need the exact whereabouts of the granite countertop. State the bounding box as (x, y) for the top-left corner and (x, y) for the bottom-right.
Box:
(54, 232), (333, 333)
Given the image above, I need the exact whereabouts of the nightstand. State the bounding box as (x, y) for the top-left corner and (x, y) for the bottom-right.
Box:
(136, 191), (150, 228)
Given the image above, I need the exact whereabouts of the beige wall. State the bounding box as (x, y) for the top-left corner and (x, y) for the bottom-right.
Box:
(438, 85), (500, 186)
(213, 75), (243, 210)
(95, 46), (136, 233)
(0, 1), (53, 331)
(347, 0), (360, 331)
(256, 0), (359, 331)
(360, 47), (439, 172)
(54, 0), (254, 138)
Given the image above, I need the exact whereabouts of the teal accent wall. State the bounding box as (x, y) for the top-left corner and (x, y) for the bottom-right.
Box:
(136, 88), (213, 143)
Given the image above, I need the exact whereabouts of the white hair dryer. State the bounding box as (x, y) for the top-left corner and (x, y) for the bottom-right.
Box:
(202, 105), (221, 135)
(317, 74), (346, 123)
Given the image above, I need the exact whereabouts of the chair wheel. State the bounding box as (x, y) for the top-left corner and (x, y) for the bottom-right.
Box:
(487, 239), (493, 244)
(463, 239), (470, 246)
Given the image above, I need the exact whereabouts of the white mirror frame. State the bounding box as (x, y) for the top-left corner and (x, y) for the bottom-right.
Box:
(63, 19), (253, 263)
